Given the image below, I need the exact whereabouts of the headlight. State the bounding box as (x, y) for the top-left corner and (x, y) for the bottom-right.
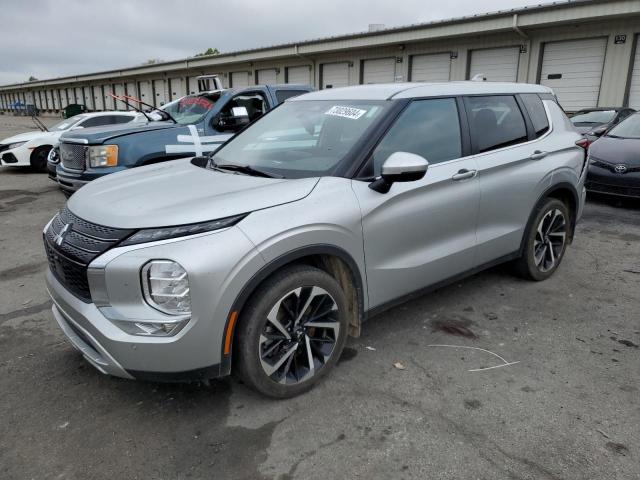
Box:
(142, 260), (191, 315)
(7, 141), (26, 149)
(48, 148), (59, 164)
(88, 145), (118, 167)
(120, 214), (247, 246)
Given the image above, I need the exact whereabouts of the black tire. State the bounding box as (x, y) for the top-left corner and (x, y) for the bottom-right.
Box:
(234, 264), (349, 398)
(513, 198), (570, 281)
(30, 146), (51, 173)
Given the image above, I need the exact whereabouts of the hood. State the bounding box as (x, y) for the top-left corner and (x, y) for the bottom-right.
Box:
(590, 136), (640, 166)
(1, 130), (58, 144)
(67, 158), (319, 229)
(60, 121), (179, 144)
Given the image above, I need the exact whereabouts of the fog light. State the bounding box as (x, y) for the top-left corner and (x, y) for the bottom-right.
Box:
(113, 319), (189, 337)
(141, 260), (191, 315)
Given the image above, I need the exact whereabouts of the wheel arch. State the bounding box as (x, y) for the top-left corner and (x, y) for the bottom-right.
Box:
(220, 244), (365, 375)
(519, 181), (579, 255)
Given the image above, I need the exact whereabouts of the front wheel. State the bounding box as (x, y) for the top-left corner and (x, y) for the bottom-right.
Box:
(514, 198), (570, 281)
(234, 265), (349, 398)
(30, 146), (51, 173)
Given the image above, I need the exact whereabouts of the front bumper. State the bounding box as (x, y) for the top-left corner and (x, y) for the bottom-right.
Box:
(45, 225), (266, 381)
(0, 145), (30, 167)
(586, 167), (640, 198)
(55, 165), (125, 192)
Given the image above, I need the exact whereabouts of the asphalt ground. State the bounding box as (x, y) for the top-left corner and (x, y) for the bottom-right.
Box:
(0, 114), (638, 480)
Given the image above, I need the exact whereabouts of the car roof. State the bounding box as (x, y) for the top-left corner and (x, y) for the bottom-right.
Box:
(574, 107), (627, 112)
(292, 81), (553, 101)
(82, 111), (138, 117)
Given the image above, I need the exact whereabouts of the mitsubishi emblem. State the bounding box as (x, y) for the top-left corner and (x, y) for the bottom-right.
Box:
(54, 223), (72, 246)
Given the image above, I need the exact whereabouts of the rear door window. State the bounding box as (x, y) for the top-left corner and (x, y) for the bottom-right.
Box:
(521, 93), (550, 138)
(465, 95), (528, 153)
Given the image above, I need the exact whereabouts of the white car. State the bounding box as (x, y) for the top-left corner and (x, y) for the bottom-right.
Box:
(0, 112), (146, 172)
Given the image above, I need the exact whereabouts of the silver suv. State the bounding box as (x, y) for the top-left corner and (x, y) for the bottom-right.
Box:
(44, 82), (587, 397)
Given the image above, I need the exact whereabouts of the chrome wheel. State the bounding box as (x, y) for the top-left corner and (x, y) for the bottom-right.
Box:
(533, 208), (567, 273)
(259, 286), (340, 385)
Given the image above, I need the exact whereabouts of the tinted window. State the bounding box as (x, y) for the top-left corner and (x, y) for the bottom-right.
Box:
(521, 94), (549, 137)
(275, 90), (306, 104)
(370, 98), (461, 175)
(80, 116), (118, 128)
(570, 110), (616, 124)
(466, 95), (528, 153)
(219, 92), (268, 122)
(112, 115), (135, 124)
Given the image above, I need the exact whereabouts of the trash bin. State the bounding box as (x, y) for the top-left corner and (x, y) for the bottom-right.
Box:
(63, 104), (87, 118)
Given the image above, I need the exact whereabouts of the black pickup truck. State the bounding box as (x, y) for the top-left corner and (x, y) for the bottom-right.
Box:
(50, 84), (312, 193)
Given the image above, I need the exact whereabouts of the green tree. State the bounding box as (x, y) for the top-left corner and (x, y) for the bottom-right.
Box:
(28, 76), (38, 81)
(194, 47), (219, 57)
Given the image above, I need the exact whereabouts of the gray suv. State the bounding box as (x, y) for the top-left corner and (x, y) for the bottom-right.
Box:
(44, 82), (587, 397)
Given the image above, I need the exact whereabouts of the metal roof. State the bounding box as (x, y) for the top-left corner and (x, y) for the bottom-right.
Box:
(293, 82), (553, 101)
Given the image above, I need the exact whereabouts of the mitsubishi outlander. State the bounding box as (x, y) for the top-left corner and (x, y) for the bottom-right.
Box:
(44, 82), (587, 397)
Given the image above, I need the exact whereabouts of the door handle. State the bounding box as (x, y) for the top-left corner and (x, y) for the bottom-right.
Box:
(452, 169), (477, 181)
(530, 150), (548, 160)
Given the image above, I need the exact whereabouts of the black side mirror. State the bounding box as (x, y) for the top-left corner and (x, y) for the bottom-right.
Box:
(369, 152), (429, 194)
(214, 106), (250, 132)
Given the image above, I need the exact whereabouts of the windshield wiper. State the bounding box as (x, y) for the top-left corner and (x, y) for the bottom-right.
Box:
(213, 162), (283, 178)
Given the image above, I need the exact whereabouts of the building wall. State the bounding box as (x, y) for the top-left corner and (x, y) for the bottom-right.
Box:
(2, 8), (640, 114)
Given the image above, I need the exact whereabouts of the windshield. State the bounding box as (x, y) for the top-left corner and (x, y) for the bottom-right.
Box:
(160, 93), (220, 124)
(50, 116), (85, 131)
(607, 113), (640, 139)
(210, 100), (390, 178)
(570, 110), (616, 125)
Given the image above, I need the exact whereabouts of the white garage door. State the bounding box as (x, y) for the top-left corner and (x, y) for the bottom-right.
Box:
(287, 65), (311, 84)
(231, 71), (250, 88)
(153, 79), (167, 106)
(93, 86), (104, 110)
(540, 38), (607, 112)
(45, 90), (53, 110)
(627, 39), (640, 109)
(257, 69), (278, 85)
(138, 81), (152, 106)
(82, 87), (92, 109)
(102, 84), (114, 109)
(469, 47), (520, 82)
(362, 58), (396, 84)
(114, 84), (126, 110)
(321, 62), (350, 89)
(410, 53), (451, 82)
(169, 77), (186, 100)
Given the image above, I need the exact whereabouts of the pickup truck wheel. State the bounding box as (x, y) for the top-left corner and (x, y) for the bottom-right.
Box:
(514, 198), (569, 281)
(234, 265), (348, 398)
(30, 146), (51, 173)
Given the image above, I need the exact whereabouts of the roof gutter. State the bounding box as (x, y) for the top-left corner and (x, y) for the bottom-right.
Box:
(512, 13), (529, 39)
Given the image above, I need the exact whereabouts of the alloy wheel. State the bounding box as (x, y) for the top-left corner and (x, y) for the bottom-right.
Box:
(258, 286), (340, 385)
(533, 208), (567, 273)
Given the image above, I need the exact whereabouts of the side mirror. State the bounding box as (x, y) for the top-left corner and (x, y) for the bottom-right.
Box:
(590, 126), (607, 137)
(214, 106), (250, 132)
(71, 125), (84, 130)
(369, 152), (429, 194)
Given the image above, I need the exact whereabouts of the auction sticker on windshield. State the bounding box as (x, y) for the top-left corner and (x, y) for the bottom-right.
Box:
(325, 105), (367, 120)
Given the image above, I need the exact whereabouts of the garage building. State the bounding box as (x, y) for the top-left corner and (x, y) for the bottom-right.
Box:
(2, 0), (640, 114)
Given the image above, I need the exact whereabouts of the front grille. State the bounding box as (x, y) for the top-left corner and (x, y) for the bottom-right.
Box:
(44, 206), (134, 301)
(60, 143), (87, 171)
(585, 181), (640, 198)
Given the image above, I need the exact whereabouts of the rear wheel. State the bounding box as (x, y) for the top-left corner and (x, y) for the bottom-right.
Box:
(514, 198), (570, 281)
(30, 146), (51, 173)
(234, 265), (349, 398)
